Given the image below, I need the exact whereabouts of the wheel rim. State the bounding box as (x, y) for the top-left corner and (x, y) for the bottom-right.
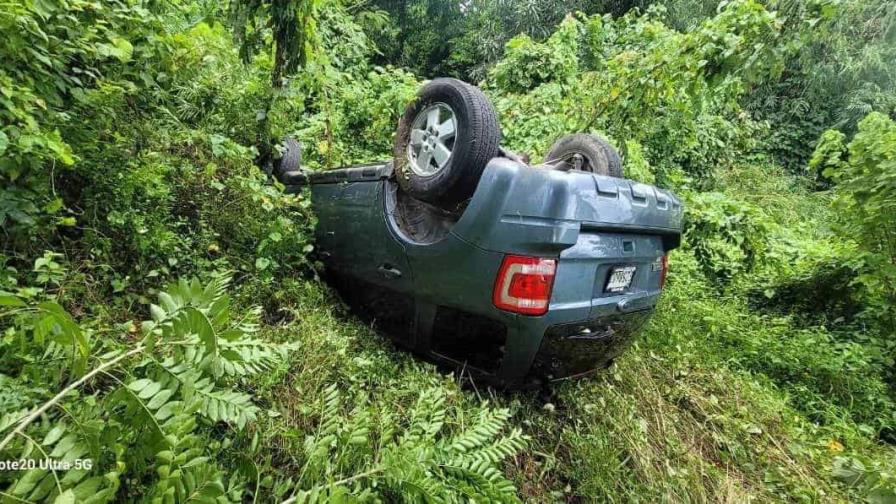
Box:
(567, 153), (588, 172)
(407, 103), (457, 177)
(553, 152), (605, 174)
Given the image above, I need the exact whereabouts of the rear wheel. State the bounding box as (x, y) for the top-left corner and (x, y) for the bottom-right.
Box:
(274, 137), (302, 178)
(545, 133), (623, 177)
(272, 137), (307, 187)
(394, 79), (501, 208)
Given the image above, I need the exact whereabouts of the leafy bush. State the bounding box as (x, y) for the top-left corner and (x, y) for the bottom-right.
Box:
(483, 1), (780, 182)
(747, 0), (896, 170)
(0, 0), (158, 249)
(623, 140), (655, 184)
(683, 191), (773, 284)
(284, 65), (421, 168)
(655, 250), (896, 434)
(492, 16), (581, 93)
(822, 112), (896, 335)
(749, 258), (862, 328)
(808, 128), (847, 187)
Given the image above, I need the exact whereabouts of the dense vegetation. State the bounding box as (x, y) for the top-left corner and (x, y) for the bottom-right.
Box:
(1, 0), (895, 502)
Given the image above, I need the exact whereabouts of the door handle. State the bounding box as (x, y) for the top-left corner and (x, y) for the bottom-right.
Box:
(377, 264), (403, 280)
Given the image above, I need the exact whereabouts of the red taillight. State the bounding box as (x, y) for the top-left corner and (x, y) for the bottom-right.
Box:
(493, 255), (557, 316)
(659, 255), (669, 290)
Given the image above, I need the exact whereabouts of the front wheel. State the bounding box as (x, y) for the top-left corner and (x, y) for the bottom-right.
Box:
(545, 133), (623, 177)
(393, 78), (501, 208)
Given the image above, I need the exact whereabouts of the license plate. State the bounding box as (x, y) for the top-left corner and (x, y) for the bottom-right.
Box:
(605, 266), (636, 293)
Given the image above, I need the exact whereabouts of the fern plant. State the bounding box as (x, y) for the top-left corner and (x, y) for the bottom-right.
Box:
(0, 276), (294, 503)
(278, 385), (528, 503)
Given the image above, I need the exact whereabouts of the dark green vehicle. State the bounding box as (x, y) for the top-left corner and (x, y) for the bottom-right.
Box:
(276, 79), (683, 387)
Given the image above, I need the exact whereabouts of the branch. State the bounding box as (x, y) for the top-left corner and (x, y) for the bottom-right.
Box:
(0, 345), (145, 453)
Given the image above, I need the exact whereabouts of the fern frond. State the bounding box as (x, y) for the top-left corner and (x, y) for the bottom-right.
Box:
(446, 408), (511, 454)
(342, 407), (372, 448)
(319, 384), (342, 437)
(155, 359), (261, 430)
(1, 276), (276, 503)
(301, 384), (343, 473)
(402, 388), (447, 443)
(282, 483), (364, 504)
(440, 462), (521, 503)
(178, 337), (292, 378)
(184, 377), (258, 429)
(385, 469), (448, 504)
(147, 277), (290, 381)
(162, 276), (231, 313)
(217, 338), (292, 376)
(150, 426), (237, 504)
(459, 428), (527, 466)
(116, 377), (182, 438)
(3, 422), (120, 504)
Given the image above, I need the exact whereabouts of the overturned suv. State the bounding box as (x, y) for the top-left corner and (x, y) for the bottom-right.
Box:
(275, 79), (683, 387)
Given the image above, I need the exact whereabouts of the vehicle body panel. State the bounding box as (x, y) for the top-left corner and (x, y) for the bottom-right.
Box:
(312, 172), (413, 293)
(451, 158), (681, 254)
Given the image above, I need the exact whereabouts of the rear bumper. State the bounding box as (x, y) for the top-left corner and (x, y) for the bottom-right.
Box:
(420, 287), (661, 387)
(489, 290), (658, 385)
(531, 310), (653, 380)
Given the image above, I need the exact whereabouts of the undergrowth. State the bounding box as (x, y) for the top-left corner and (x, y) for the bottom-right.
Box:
(2, 0), (895, 502)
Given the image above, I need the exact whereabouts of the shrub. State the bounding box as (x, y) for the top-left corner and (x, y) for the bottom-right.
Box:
(683, 191), (773, 285)
(491, 16), (580, 94)
(624, 140), (655, 184)
(485, 1), (780, 181)
(808, 129), (847, 185)
(824, 112), (896, 335)
(0, 0), (159, 250)
(284, 65), (421, 168)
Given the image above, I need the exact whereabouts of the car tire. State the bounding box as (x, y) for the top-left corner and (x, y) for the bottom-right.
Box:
(545, 133), (623, 177)
(275, 137), (302, 178)
(394, 78), (501, 208)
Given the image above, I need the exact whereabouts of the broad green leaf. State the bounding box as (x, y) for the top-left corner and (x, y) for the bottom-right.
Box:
(158, 291), (177, 313)
(0, 294), (26, 307)
(10, 469), (45, 496)
(155, 400), (183, 421)
(150, 304), (166, 322)
(127, 378), (152, 392)
(72, 477), (104, 499)
(183, 307), (217, 355)
(138, 381), (162, 399)
(43, 425), (66, 446)
(147, 389), (174, 409)
(54, 489), (76, 504)
(111, 37), (133, 62)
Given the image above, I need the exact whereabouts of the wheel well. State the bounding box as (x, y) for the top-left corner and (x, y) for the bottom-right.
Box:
(385, 180), (461, 245)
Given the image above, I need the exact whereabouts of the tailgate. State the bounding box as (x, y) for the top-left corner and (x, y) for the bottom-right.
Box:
(451, 158), (683, 256)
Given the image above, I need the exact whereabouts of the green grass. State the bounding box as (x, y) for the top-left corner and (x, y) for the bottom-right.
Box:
(235, 275), (892, 502)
